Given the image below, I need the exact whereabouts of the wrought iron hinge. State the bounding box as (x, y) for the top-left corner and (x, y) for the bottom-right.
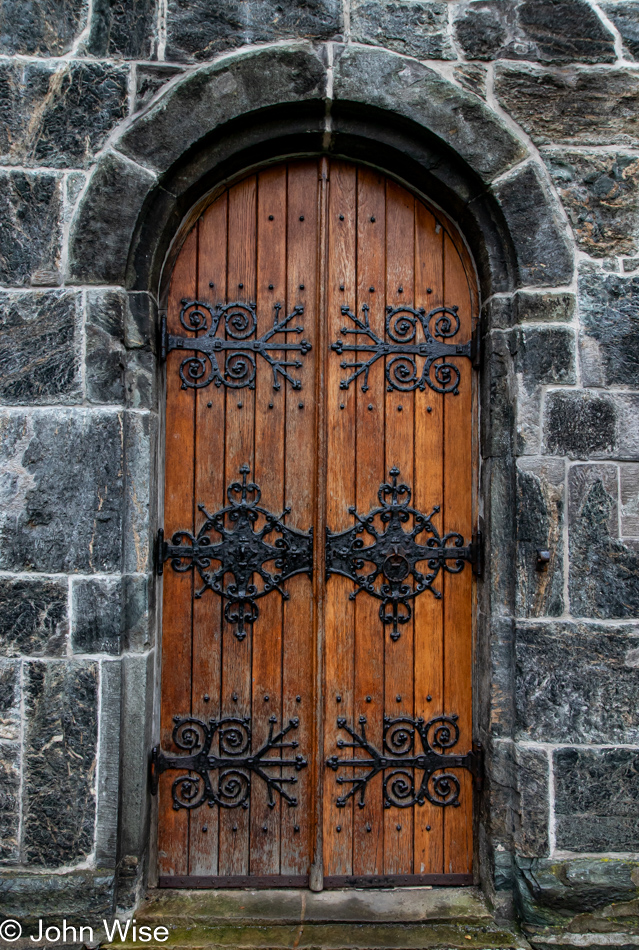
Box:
(471, 325), (481, 369)
(470, 530), (483, 576)
(159, 314), (168, 362)
(470, 740), (484, 793)
(156, 528), (166, 576)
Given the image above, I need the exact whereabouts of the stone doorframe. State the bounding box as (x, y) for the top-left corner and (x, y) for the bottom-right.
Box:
(66, 41), (574, 916)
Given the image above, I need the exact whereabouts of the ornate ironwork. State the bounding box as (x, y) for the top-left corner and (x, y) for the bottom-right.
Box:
(326, 714), (481, 809)
(151, 715), (307, 810)
(331, 303), (473, 395)
(161, 300), (312, 391)
(158, 466), (313, 639)
(325, 467), (476, 640)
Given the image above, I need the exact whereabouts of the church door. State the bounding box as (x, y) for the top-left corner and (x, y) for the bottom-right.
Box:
(153, 158), (480, 887)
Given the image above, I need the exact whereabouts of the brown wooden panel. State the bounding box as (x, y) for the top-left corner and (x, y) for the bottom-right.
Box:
(158, 225), (197, 877)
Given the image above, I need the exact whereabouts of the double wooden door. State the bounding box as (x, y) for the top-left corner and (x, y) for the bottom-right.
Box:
(153, 158), (479, 888)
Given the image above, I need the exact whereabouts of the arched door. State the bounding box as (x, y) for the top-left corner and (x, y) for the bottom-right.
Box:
(152, 158), (480, 888)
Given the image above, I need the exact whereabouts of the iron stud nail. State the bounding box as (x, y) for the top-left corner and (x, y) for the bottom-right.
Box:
(232, 825), (238, 832)
(398, 286), (403, 293)
(237, 401), (243, 408)
(368, 404), (373, 411)
(337, 825), (342, 832)
(369, 286), (375, 292)
(340, 403), (345, 409)
(268, 402), (274, 409)
(396, 694), (401, 702)
(269, 283), (274, 289)
(398, 405), (403, 411)
(203, 694), (210, 702)
(269, 215), (274, 220)
(202, 825), (208, 832)
(427, 695), (432, 701)
(336, 694), (342, 702)
(340, 284), (345, 291)
(239, 282), (244, 289)
(296, 695), (301, 702)
(366, 823), (372, 832)
(396, 824), (402, 831)
(299, 402), (304, 409)
(232, 692), (238, 702)
(370, 216), (376, 222)
(262, 824), (268, 832)
(427, 287), (433, 293)
(299, 284), (305, 290)
(294, 825), (300, 832)
(207, 401), (212, 408)
(264, 694), (269, 701)
(427, 406), (432, 413)
(426, 825), (431, 831)
(339, 214), (344, 221)
(366, 695), (371, 702)
(209, 281), (214, 288)
(299, 215), (304, 221)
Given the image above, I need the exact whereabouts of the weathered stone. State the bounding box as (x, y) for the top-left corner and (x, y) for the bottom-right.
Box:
(569, 465), (639, 620)
(516, 458), (564, 617)
(135, 65), (185, 111)
(454, 63), (487, 98)
(486, 458), (517, 618)
(125, 292), (157, 351)
(615, 394), (639, 459)
(332, 45), (527, 184)
(554, 748), (639, 852)
(165, 0), (341, 62)
(621, 464), (639, 537)
(0, 411), (124, 573)
(122, 574), (154, 652)
(494, 164), (573, 286)
(454, 0), (615, 65)
(95, 659), (121, 868)
(119, 653), (154, 862)
(123, 411), (155, 575)
(543, 391), (616, 459)
(0, 0), (86, 55)
(0, 577), (68, 658)
(0, 660), (20, 742)
(68, 151), (156, 286)
(578, 265), (639, 388)
(0, 741), (20, 863)
(488, 617), (516, 739)
(0, 62), (128, 169)
(351, 1), (454, 61)
(86, 289), (126, 405)
(72, 577), (122, 656)
(482, 295), (514, 331)
(126, 347), (156, 410)
(491, 740), (550, 857)
(495, 66), (639, 147)
(516, 291), (575, 323)
(0, 291), (81, 404)
(516, 621), (639, 743)
(601, 2), (639, 60)
(63, 171), (86, 226)
(515, 857), (639, 923)
(0, 172), (62, 287)
(482, 330), (515, 459)
(23, 660), (98, 867)
(0, 869), (115, 923)
(544, 151), (639, 258)
(87, 0), (156, 59)
(515, 327), (576, 386)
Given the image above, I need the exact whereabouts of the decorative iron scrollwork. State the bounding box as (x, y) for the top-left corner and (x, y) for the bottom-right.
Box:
(161, 300), (312, 391)
(151, 715), (307, 810)
(331, 303), (473, 395)
(158, 466), (313, 639)
(326, 714), (481, 809)
(325, 467), (478, 640)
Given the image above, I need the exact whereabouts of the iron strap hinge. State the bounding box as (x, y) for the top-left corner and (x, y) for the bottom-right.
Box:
(470, 740), (484, 793)
(470, 530), (483, 577)
(159, 313), (168, 362)
(471, 325), (481, 369)
(156, 528), (166, 576)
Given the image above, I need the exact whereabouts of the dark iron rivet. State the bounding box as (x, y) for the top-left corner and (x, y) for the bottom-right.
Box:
(340, 284), (345, 291)
(398, 405), (403, 411)
(203, 694), (210, 702)
(299, 284), (305, 290)
(366, 823), (372, 832)
(232, 825), (238, 832)
(340, 403), (345, 409)
(268, 402), (273, 409)
(366, 695), (371, 702)
(396, 824), (402, 832)
(264, 694), (269, 701)
(207, 401), (212, 408)
(202, 825), (208, 832)
(209, 281), (214, 288)
(427, 695), (432, 701)
(237, 401), (243, 408)
(427, 406), (432, 413)
(239, 282), (244, 289)
(262, 824), (268, 832)
(299, 215), (304, 221)
(427, 287), (433, 294)
(269, 284), (274, 289)
(294, 824), (300, 832)
(368, 404), (373, 411)
(299, 402), (304, 409)
(370, 216), (376, 222)
(369, 286), (375, 293)
(426, 825), (431, 832)
(336, 694), (342, 702)
(339, 214), (344, 221)
(269, 215), (274, 221)
(232, 692), (238, 702)
(396, 694), (401, 702)
(181, 298), (188, 304)
(337, 825), (342, 832)
(398, 286), (403, 293)
(296, 695), (301, 703)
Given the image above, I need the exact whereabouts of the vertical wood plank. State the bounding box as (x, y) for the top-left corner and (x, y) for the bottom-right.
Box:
(352, 167), (385, 876)
(442, 231), (474, 877)
(189, 196), (228, 875)
(383, 180), (415, 876)
(158, 225), (197, 877)
(413, 203), (445, 875)
(323, 160), (357, 878)
(218, 175), (257, 877)
(281, 160), (319, 876)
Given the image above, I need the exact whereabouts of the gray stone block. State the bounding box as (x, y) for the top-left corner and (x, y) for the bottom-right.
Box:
(620, 464), (639, 537)
(489, 617), (516, 739)
(601, 2), (639, 60)
(515, 327), (576, 387)
(495, 66), (639, 146)
(332, 44), (527, 184)
(68, 151), (156, 286)
(545, 152), (639, 259)
(125, 292), (157, 352)
(119, 652), (154, 858)
(0, 291), (82, 404)
(0, 0), (86, 55)
(0, 869), (115, 924)
(569, 464), (639, 620)
(122, 574), (154, 652)
(95, 659), (121, 868)
(0, 411), (124, 573)
(0, 740), (20, 863)
(0, 171), (62, 287)
(165, 0), (341, 62)
(543, 391), (616, 459)
(616, 394), (639, 459)
(0, 61), (128, 169)
(482, 329), (515, 459)
(554, 748), (639, 852)
(454, 64), (487, 99)
(126, 347), (156, 410)
(0, 660), (21, 742)
(454, 0), (615, 64)
(578, 265), (639, 388)
(515, 291), (575, 324)
(494, 164), (573, 287)
(516, 458), (564, 618)
(516, 621), (639, 744)
(135, 65), (185, 112)
(23, 660), (98, 867)
(351, 1), (454, 61)
(71, 577), (122, 656)
(123, 412), (155, 575)
(491, 740), (550, 857)
(0, 576), (68, 657)
(86, 290), (127, 406)
(87, 0), (157, 59)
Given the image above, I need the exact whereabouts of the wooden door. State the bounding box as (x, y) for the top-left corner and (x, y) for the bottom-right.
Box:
(153, 158), (479, 888)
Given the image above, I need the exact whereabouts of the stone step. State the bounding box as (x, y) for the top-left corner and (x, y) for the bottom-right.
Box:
(104, 887), (530, 950)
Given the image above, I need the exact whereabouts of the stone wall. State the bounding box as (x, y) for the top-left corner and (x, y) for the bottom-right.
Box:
(0, 0), (637, 939)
